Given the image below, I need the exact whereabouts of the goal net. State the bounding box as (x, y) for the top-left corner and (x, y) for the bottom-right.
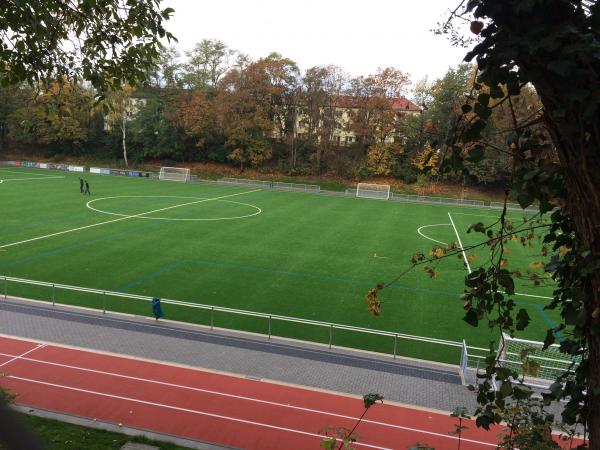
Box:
(159, 167), (190, 182)
(356, 183), (391, 200)
(497, 333), (580, 389)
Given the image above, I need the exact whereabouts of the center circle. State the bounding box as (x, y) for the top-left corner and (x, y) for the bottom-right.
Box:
(86, 195), (262, 221)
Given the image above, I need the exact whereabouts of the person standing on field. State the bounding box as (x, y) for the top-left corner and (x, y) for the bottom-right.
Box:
(79, 177), (84, 193)
(84, 180), (91, 195)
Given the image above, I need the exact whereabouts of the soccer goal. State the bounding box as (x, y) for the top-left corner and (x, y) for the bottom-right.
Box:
(356, 183), (391, 200)
(496, 333), (580, 389)
(159, 167), (190, 182)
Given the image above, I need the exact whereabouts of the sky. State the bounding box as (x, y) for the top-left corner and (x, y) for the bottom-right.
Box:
(162, 0), (470, 86)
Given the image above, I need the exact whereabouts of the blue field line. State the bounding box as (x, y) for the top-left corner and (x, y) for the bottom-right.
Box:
(515, 301), (564, 342)
(117, 260), (190, 292)
(0, 221), (164, 270)
(117, 257), (461, 298)
(532, 303), (564, 341)
(0, 211), (94, 235)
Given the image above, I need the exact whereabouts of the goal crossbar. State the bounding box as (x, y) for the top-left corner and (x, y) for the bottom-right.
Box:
(159, 167), (190, 182)
(356, 183), (390, 200)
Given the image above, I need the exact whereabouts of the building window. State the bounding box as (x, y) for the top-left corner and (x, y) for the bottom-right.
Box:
(345, 136), (353, 144)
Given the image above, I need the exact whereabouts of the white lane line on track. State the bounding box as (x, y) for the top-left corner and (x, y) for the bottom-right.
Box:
(0, 344), (46, 368)
(0, 189), (261, 250)
(6, 375), (393, 450)
(448, 211), (472, 274)
(416, 224), (451, 246)
(1, 351), (497, 447)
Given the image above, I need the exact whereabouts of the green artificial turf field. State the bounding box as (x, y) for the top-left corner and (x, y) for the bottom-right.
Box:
(0, 166), (559, 364)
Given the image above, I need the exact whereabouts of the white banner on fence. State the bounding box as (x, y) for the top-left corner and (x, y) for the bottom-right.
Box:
(68, 165), (85, 172)
(89, 167), (102, 174)
(39, 163), (48, 169)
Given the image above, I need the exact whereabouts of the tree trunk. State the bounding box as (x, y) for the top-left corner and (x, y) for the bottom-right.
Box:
(121, 116), (128, 168)
(540, 101), (600, 449)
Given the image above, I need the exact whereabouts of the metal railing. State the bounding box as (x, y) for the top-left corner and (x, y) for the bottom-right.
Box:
(1, 274), (477, 364)
(218, 177), (320, 193)
(390, 192), (486, 207)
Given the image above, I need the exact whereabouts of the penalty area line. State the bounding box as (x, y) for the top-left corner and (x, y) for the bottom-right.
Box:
(0, 188), (262, 250)
(448, 212), (472, 274)
(448, 212), (552, 300)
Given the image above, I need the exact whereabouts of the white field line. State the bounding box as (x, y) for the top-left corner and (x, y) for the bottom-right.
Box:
(512, 292), (552, 299)
(448, 211), (472, 274)
(0, 350), (494, 447)
(5, 370), (500, 448)
(6, 375), (393, 450)
(0, 169), (59, 177)
(0, 189), (261, 250)
(0, 344), (46, 368)
(0, 176), (65, 183)
(417, 224), (451, 246)
(448, 212), (553, 300)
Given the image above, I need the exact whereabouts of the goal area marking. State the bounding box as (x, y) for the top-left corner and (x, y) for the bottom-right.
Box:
(159, 167), (190, 182)
(355, 183), (390, 200)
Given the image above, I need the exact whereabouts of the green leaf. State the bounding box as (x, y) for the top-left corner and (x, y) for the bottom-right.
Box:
(507, 80), (520, 96)
(543, 329), (556, 350)
(512, 383), (533, 400)
(464, 309), (479, 327)
(462, 119), (486, 142)
(363, 393), (384, 408)
(549, 381), (563, 399)
(498, 273), (515, 294)
(499, 381), (513, 397)
(516, 308), (531, 330)
(477, 93), (490, 106)
(474, 102), (492, 120)
(466, 145), (485, 162)
(467, 222), (485, 234)
(489, 85), (504, 99)
(320, 438), (336, 450)
(516, 193), (534, 209)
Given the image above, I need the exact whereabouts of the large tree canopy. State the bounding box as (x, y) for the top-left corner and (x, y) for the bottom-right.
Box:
(0, 0), (175, 92)
(428, 1), (600, 448)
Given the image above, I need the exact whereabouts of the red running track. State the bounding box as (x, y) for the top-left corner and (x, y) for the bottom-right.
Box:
(0, 335), (580, 449)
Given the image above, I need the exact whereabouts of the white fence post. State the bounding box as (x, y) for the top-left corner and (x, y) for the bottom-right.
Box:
(268, 315), (272, 340)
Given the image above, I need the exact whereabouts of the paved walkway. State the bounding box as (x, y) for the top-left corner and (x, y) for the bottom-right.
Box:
(0, 296), (476, 413)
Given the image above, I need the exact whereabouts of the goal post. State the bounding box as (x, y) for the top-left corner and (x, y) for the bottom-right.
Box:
(356, 183), (391, 200)
(496, 332), (580, 389)
(159, 167), (190, 182)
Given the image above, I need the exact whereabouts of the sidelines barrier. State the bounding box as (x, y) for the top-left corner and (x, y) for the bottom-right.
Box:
(390, 192), (486, 207)
(1, 274), (479, 367)
(218, 177), (320, 193)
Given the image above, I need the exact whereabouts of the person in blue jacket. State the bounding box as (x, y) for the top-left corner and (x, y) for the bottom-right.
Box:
(152, 297), (164, 321)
